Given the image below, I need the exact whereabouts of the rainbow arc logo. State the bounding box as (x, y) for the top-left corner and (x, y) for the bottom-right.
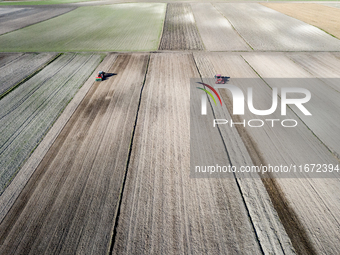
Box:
(196, 82), (222, 106)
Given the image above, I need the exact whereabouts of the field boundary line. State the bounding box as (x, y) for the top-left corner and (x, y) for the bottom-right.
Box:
(212, 3), (254, 51)
(0, 53), (61, 100)
(0, 53), (116, 224)
(157, 3), (167, 50)
(108, 54), (151, 255)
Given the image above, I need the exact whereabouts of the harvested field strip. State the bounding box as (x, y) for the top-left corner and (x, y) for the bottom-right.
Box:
(0, 7), (75, 35)
(193, 53), (294, 254)
(0, 53), (103, 194)
(191, 3), (250, 51)
(243, 53), (340, 160)
(112, 53), (263, 254)
(196, 52), (340, 254)
(287, 52), (340, 93)
(0, 52), (57, 98)
(214, 3), (340, 51)
(0, 4), (166, 52)
(159, 3), (204, 50)
(0, 53), (150, 254)
(262, 3), (340, 40)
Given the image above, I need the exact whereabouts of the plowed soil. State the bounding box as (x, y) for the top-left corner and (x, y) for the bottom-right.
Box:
(159, 3), (204, 50)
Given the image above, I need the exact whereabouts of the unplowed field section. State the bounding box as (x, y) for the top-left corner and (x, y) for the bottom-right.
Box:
(0, 53), (149, 254)
(0, 7), (75, 35)
(159, 4), (204, 50)
(214, 3), (340, 51)
(191, 3), (250, 51)
(194, 52), (340, 254)
(0, 4), (166, 52)
(112, 53), (264, 254)
(0, 53), (102, 195)
(262, 3), (340, 40)
(0, 52), (56, 97)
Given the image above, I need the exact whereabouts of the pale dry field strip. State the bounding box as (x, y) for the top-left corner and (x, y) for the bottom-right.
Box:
(112, 53), (293, 254)
(159, 3), (204, 50)
(0, 52), (56, 98)
(0, 53), (149, 254)
(262, 3), (340, 40)
(214, 3), (340, 51)
(0, 53), (102, 195)
(243, 53), (340, 162)
(0, 7), (75, 35)
(0, 3), (166, 52)
(193, 52), (340, 254)
(190, 3), (250, 51)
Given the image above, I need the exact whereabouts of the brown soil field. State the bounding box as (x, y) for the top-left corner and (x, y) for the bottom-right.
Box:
(159, 3), (204, 50)
(195, 52), (340, 254)
(0, 53), (149, 254)
(112, 53), (293, 254)
(0, 7), (75, 35)
(262, 3), (340, 40)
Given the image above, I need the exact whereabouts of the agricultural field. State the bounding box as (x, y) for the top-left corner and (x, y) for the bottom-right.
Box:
(214, 3), (340, 51)
(0, 53), (150, 254)
(193, 51), (340, 254)
(0, 3), (166, 52)
(0, 53), (102, 195)
(0, 7), (75, 35)
(262, 3), (340, 39)
(191, 3), (250, 51)
(159, 3), (204, 50)
(1, 1), (340, 255)
(0, 52), (56, 98)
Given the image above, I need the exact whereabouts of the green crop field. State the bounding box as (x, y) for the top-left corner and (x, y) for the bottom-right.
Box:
(0, 3), (166, 52)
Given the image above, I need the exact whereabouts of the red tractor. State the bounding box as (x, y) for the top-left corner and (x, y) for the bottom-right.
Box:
(214, 74), (228, 84)
(96, 71), (105, 81)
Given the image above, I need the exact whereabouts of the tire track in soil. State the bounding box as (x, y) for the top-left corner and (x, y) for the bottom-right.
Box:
(0, 53), (149, 254)
(159, 3), (204, 51)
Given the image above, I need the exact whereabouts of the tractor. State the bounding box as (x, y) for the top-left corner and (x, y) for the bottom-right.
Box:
(96, 71), (105, 81)
(214, 74), (229, 84)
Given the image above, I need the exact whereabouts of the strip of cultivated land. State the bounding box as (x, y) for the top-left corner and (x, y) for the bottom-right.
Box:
(193, 52), (340, 254)
(0, 3), (166, 52)
(243, 53), (340, 160)
(0, 53), (150, 254)
(111, 53), (294, 254)
(0, 53), (102, 195)
(159, 3), (204, 50)
(214, 3), (340, 51)
(0, 7), (75, 35)
(262, 3), (340, 40)
(0, 52), (56, 98)
(191, 3), (251, 51)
